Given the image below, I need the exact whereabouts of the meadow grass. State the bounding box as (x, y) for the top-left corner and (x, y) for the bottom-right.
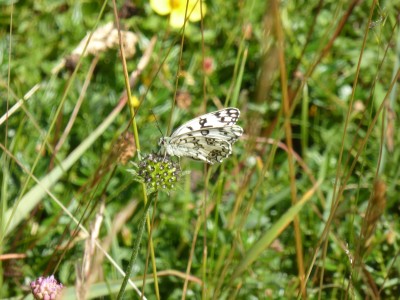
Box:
(1, 0), (399, 299)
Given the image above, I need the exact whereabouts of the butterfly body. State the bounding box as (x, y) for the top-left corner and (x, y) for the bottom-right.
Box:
(159, 108), (243, 164)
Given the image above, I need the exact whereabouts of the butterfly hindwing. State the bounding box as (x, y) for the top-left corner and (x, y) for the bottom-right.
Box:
(167, 135), (232, 164)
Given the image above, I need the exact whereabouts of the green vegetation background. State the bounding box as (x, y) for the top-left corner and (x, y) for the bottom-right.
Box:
(1, 0), (399, 299)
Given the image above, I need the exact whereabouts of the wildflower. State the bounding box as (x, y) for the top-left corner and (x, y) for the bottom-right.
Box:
(30, 275), (63, 300)
(176, 90), (192, 109)
(150, 0), (207, 29)
(203, 57), (214, 75)
(129, 153), (183, 193)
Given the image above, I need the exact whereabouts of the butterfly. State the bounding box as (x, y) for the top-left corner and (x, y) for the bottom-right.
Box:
(158, 108), (243, 164)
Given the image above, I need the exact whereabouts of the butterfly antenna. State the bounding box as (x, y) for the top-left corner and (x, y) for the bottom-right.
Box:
(151, 110), (165, 138)
(152, 110), (169, 160)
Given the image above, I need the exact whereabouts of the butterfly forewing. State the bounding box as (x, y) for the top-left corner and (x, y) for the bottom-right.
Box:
(171, 107), (240, 137)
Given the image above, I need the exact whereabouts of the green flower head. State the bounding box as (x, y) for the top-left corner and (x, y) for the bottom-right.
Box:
(131, 153), (182, 193)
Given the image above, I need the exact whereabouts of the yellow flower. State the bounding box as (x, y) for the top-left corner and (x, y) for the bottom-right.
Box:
(129, 95), (140, 107)
(150, 0), (206, 28)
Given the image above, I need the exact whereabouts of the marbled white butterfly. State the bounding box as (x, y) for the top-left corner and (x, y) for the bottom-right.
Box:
(159, 108), (243, 164)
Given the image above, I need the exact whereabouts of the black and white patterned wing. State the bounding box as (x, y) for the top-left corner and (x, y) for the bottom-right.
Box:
(177, 125), (243, 144)
(159, 107), (243, 164)
(171, 107), (240, 137)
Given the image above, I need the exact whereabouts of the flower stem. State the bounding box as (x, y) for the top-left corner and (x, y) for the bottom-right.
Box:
(117, 192), (157, 299)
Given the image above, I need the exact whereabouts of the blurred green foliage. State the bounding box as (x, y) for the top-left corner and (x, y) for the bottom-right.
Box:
(1, 0), (400, 299)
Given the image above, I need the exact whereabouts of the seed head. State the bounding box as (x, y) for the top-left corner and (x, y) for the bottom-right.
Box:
(30, 275), (63, 300)
(135, 154), (182, 193)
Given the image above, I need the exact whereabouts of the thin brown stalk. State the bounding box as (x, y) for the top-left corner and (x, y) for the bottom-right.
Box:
(181, 169), (210, 300)
(92, 200), (139, 275)
(54, 56), (99, 155)
(304, 55), (399, 300)
(0, 84), (40, 126)
(348, 180), (386, 298)
(271, 0), (305, 297)
(199, 3), (209, 299)
(141, 198), (158, 299)
(112, 0), (160, 297)
(291, 0), (361, 108)
(291, 0), (324, 76)
(317, 1), (377, 298)
(76, 197), (106, 300)
(137, 269), (202, 285)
